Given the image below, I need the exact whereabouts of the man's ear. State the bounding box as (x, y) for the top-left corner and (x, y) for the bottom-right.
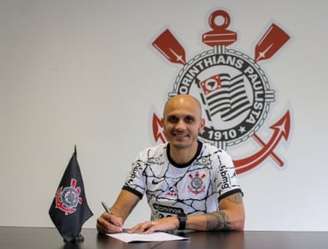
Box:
(199, 118), (205, 133)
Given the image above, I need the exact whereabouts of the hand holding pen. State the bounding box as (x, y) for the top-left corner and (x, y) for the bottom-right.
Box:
(96, 202), (125, 234)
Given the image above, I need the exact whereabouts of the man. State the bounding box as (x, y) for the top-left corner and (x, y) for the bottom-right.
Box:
(97, 94), (245, 233)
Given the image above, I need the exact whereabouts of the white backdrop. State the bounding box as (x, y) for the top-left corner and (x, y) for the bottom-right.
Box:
(1, 0), (327, 231)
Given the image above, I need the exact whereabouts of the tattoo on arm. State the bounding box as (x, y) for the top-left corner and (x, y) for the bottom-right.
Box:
(205, 193), (243, 231)
(206, 211), (231, 231)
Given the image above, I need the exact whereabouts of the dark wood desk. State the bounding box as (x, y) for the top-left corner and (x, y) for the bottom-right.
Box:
(1, 227), (327, 249)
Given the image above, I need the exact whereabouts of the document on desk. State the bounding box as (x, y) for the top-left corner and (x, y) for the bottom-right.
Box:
(107, 232), (188, 243)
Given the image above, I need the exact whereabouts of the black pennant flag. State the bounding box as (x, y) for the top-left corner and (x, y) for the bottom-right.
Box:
(49, 146), (93, 243)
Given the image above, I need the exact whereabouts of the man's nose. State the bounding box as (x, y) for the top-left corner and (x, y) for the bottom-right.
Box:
(175, 120), (187, 130)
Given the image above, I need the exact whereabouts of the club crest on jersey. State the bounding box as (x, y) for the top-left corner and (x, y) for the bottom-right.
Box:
(188, 171), (206, 194)
(151, 9), (292, 174)
(55, 178), (83, 215)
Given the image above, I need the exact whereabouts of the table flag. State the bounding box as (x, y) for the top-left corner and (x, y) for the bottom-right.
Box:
(49, 146), (93, 243)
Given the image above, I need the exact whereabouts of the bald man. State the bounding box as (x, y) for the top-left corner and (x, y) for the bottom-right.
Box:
(97, 95), (245, 233)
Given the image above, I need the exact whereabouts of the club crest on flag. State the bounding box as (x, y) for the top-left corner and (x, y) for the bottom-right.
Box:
(151, 9), (291, 174)
(55, 178), (82, 215)
(49, 147), (93, 243)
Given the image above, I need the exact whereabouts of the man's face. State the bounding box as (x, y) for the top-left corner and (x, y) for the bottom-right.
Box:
(163, 96), (204, 150)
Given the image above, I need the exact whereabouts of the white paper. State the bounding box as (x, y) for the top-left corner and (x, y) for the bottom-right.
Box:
(107, 232), (188, 243)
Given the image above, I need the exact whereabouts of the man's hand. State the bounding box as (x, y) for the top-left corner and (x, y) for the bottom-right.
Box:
(96, 190), (140, 234)
(128, 216), (179, 234)
(97, 212), (124, 234)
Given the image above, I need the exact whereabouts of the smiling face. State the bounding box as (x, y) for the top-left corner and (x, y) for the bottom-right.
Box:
(163, 95), (205, 150)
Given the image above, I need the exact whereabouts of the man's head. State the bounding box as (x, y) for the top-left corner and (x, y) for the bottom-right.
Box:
(163, 94), (205, 150)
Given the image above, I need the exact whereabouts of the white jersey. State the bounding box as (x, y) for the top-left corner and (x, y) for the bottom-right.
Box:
(123, 141), (242, 220)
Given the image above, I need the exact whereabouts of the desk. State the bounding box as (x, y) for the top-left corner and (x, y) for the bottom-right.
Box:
(1, 227), (327, 249)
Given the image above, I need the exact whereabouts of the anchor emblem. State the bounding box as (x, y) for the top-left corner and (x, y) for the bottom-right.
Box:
(151, 10), (291, 174)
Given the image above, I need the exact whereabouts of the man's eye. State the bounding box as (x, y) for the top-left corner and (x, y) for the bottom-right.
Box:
(168, 116), (178, 123)
(185, 116), (195, 123)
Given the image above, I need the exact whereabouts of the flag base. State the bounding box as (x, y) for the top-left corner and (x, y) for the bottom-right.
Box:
(63, 234), (84, 243)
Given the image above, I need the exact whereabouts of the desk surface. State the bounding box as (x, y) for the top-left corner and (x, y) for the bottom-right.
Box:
(1, 227), (328, 249)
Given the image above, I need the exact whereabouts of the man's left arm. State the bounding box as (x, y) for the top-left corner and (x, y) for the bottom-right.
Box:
(186, 191), (245, 231)
(129, 191), (244, 233)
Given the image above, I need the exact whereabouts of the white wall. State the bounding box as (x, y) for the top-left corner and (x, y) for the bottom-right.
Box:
(1, 0), (327, 231)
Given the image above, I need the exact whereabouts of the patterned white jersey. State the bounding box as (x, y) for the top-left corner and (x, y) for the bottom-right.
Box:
(123, 141), (242, 220)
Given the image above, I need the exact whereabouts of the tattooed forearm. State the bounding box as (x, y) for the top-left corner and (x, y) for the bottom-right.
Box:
(186, 192), (244, 231)
(205, 193), (244, 231)
(205, 211), (231, 231)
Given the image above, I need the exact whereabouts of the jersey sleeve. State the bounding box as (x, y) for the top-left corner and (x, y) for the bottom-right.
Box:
(122, 151), (147, 199)
(216, 150), (243, 201)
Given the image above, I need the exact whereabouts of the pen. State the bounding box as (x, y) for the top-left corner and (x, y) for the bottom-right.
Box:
(101, 201), (111, 214)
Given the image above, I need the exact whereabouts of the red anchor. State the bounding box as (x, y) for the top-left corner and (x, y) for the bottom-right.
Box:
(234, 111), (291, 174)
(151, 10), (291, 174)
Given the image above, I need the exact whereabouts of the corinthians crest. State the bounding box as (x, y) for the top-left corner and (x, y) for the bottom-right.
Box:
(55, 178), (83, 215)
(151, 10), (291, 174)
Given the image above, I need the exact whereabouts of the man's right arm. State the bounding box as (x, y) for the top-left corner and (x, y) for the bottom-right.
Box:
(96, 189), (140, 234)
